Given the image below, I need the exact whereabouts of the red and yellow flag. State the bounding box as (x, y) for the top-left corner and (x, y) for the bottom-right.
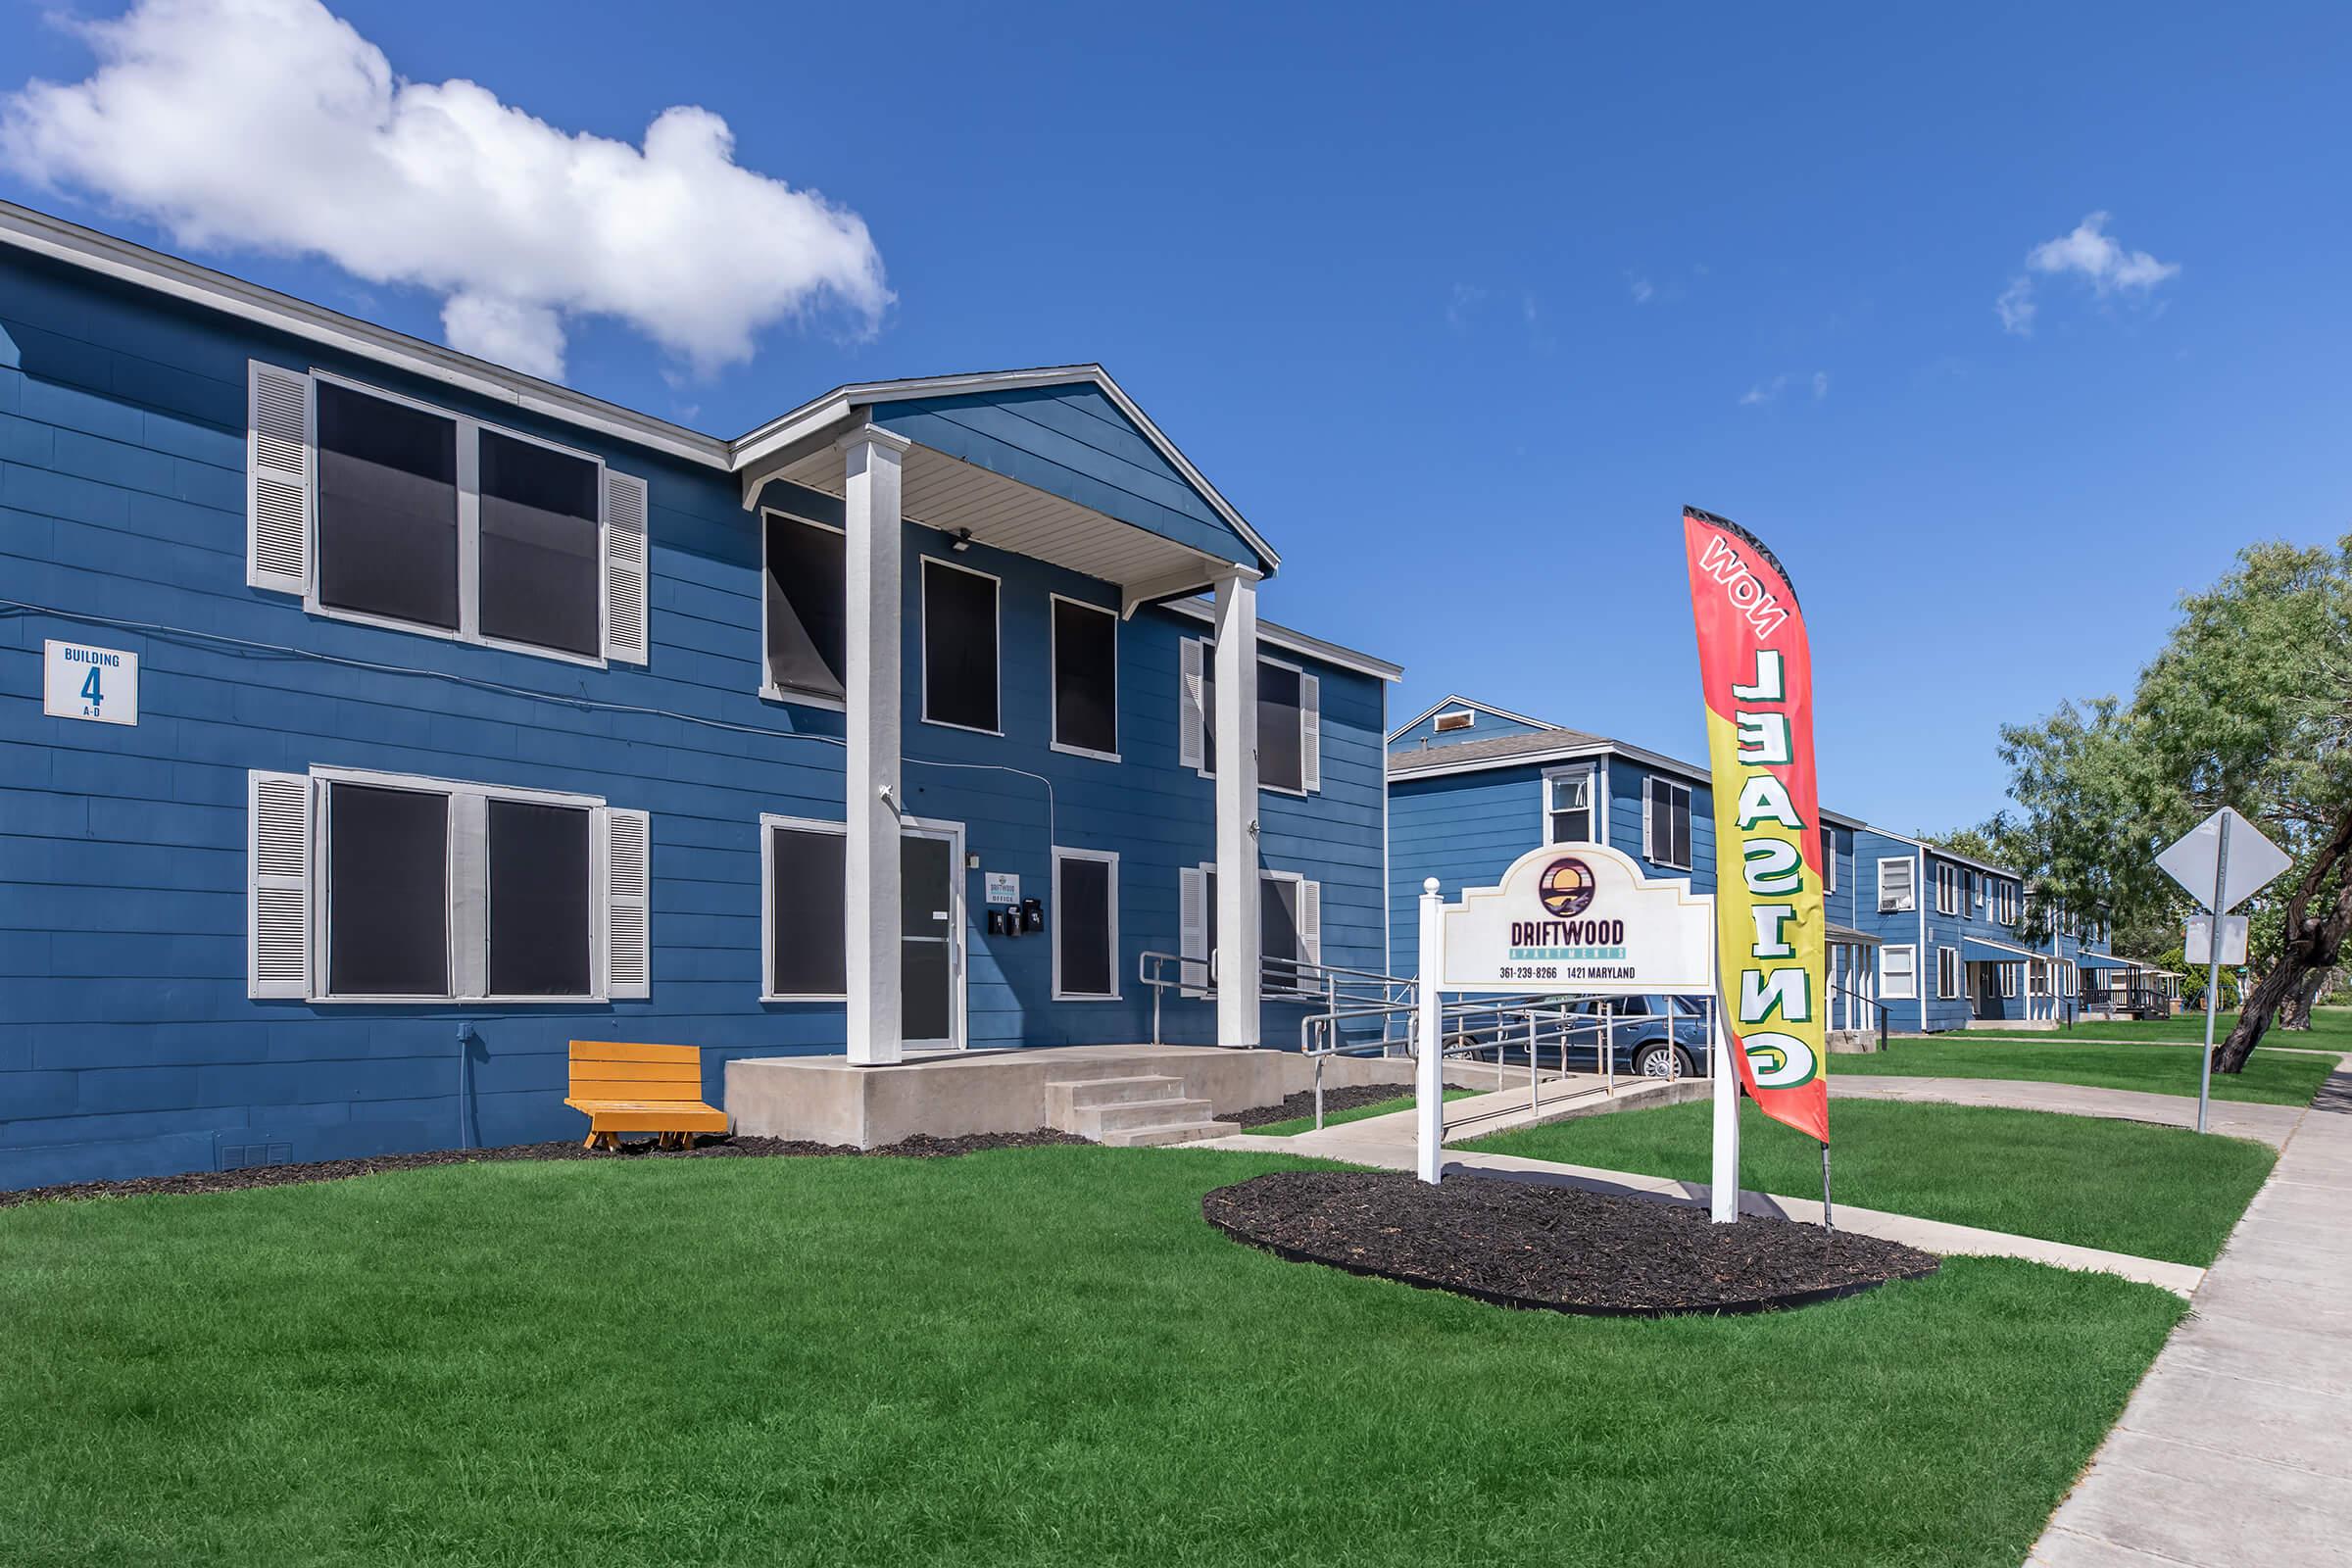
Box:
(1682, 507), (1829, 1144)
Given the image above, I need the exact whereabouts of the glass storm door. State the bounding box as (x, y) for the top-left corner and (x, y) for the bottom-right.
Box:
(900, 824), (963, 1052)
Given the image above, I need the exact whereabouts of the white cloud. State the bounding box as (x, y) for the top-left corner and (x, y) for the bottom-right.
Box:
(0, 0), (891, 379)
(1629, 274), (1654, 304)
(1739, 370), (1829, 408)
(1445, 282), (1488, 329)
(1811, 370), (1830, 400)
(1996, 212), (2177, 338)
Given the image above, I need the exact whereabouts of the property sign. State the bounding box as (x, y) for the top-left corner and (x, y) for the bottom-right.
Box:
(42, 640), (138, 726)
(1683, 507), (1830, 1144)
(983, 871), (1020, 905)
(2157, 808), (2290, 913)
(1440, 841), (1714, 992)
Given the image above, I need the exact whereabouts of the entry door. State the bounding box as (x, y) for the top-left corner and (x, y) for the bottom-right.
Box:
(1974, 962), (2001, 1019)
(900, 822), (964, 1052)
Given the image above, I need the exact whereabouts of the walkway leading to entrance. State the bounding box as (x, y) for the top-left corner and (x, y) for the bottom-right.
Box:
(2031, 1064), (2352, 1567)
(1832, 1074), (2306, 1149)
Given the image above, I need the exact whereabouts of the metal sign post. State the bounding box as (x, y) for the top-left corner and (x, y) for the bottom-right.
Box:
(2194, 817), (2229, 1133)
(1416, 878), (1446, 1185)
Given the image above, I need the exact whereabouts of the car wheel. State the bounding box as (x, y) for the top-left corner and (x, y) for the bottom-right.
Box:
(1634, 1043), (1696, 1079)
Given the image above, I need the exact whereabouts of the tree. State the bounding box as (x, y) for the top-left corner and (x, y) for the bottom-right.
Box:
(1997, 536), (2352, 1071)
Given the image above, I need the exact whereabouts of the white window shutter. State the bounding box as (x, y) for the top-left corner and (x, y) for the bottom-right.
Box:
(1178, 638), (1205, 772)
(1299, 672), (1321, 793)
(1299, 879), (1322, 971)
(604, 469), (650, 665)
(1179, 865), (1206, 997)
(248, 770), (313, 998)
(605, 808), (652, 999)
(246, 363), (312, 596)
(1642, 782), (1656, 861)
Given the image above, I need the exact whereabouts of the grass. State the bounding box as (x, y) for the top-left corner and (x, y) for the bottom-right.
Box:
(1966, 1009), (2352, 1052)
(1466, 1099), (2274, 1266)
(1858, 1037), (2336, 1105)
(0, 1147), (2185, 1567)
(1249, 1087), (1476, 1137)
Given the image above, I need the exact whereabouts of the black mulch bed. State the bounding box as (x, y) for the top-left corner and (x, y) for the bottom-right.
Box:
(1228, 1083), (1420, 1129)
(1202, 1169), (1939, 1317)
(0, 1129), (1091, 1209)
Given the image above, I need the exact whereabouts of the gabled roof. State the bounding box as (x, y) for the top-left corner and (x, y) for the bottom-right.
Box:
(1386, 693), (1557, 744)
(1385, 725), (1613, 775)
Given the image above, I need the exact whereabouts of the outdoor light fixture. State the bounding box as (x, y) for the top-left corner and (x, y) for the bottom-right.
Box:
(951, 527), (973, 552)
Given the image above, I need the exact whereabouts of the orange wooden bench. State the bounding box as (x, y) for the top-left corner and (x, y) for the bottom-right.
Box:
(564, 1042), (729, 1151)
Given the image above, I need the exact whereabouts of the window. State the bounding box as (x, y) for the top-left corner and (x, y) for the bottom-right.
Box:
(1545, 766), (1595, 845)
(1181, 865), (1321, 996)
(1644, 778), (1691, 870)
(1881, 945), (1918, 1001)
(1935, 862), (1963, 916)
(762, 816), (848, 1001)
(921, 559), (1001, 733)
(1822, 827), (1838, 894)
(1999, 962), (2019, 999)
(1182, 639), (1321, 794)
(246, 767), (646, 1004)
(2028, 960), (2048, 996)
(1050, 597), (1119, 760)
(1879, 858), (1917, 912)
(1994, 881), (2018, 926)
(249, 366), (645, 667)
(1936, 946), (1962, 1000)
(764, 512), (847, 706)
(1052, 848), (1119, 1001)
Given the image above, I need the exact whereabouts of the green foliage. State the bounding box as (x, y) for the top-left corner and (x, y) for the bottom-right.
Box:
(1844, 1036), (2332, 1105)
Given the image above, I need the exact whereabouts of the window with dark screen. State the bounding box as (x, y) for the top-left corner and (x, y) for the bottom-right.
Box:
(1259, 662), (1303, 793)
(315, 380), (461, 631)
(1261, 875), (1300, 971)
(1054, 851), (1116, 999)
(766, 820), (848, 998)
(1645, 778), (1692, 870)
(487, 799), (593, 996)
(1051, 598), (1118, 758)
(325, 782), (451, 997)
(922, 560), (1000, 732)
(765, 514), (848, 703)
(478, 429), (602, 659)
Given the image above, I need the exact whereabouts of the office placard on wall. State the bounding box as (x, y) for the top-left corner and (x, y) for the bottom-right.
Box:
(42, 640), (138, 726)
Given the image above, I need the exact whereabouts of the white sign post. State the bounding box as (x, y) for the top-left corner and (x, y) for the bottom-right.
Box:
(2156, 807), (2291, 1134)
(1414, 844), (1728, 1214)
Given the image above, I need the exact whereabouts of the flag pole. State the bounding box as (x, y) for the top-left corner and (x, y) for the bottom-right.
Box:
(1820, 1140), (1834, 1234)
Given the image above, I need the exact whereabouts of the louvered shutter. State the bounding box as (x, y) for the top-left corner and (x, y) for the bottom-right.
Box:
(1299, 672), (1321, 793)
(248, 770), (313, 998)
(1178, 638), (1205, 772)
(1179, 864), (1206, 996)
(605, 808), (651, 999)
(603, 469), (650, 665)
(1299, 879), (1322, 971)
(246, 363), (312, 595)
(1642, 781), (1657, 863)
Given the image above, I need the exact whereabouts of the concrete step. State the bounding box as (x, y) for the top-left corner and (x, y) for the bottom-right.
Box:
(1097, 1119), (1238, 1149)
(1073, 1096), (1217, 1136)
(1045, 1074), (1187, 1124)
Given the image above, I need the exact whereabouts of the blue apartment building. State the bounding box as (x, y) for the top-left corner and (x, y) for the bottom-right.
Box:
(0, 202), (1400, 1188)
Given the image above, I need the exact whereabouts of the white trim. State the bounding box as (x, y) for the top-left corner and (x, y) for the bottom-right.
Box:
(1386, 692), (1555, 743)
(1541, 762), (1597, 846)
(1878, 856), (1918, 913)
(302, 368), (616, 670)
(1936, 945), (1963, 1000)
(918, 555), (1004, 737)
(1864, 825), (2022, 879)
(760, 813), (850, 1003)
(1644, 776), (1692, 870)
(758, 507), (851, 708)
(1256, 651), (1311, 798)
(1050, 846), (1121, 1002)
(1881, 944), (1919, 1001)
(1160, 598), (1402, 682)
(1047, 593), (1121, 763)
(1934, 860), (1964, 917)
(897, 814), (968, 1053)
(309, 766), (608, 1004)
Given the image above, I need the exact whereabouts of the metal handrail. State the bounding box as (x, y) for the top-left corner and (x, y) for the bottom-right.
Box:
(1827, 981), (1889, 1051)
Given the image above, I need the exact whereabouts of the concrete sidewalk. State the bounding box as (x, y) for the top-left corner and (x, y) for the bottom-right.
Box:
(2031, 1063), (2352, 1567)
(1833, 1075), (2305, 1149)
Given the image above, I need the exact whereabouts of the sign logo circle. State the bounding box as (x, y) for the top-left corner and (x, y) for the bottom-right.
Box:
(1538, 858), (1596, 918)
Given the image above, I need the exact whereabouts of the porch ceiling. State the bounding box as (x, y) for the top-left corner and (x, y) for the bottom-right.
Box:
(763, 439), (1246, 612)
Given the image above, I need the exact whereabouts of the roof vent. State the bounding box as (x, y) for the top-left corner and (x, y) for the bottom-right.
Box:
(1433, 709), (1476, 734)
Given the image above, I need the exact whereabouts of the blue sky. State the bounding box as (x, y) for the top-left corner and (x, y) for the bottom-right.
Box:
(4, 0), (2346, 832)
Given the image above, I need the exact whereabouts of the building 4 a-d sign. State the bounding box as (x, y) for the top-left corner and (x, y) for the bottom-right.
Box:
(1414, 842), (1742, 1220)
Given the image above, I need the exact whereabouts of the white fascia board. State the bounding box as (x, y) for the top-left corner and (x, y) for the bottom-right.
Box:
(0, 201), (732, 470)
(1159, 598), (1402, 682)
(1385, 693), (1559, 743)
(1862, 825), (2020, 879)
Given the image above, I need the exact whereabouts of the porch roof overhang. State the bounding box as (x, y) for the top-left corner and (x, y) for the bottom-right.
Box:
(2072, 952), (2136, 970)
(732, 367), (1277, 614)
(1828, 924), (1883, 947)
(1962, 936), (2043, 962)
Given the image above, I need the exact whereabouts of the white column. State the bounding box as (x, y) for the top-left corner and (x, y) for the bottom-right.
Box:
(1416, 878), (1445, 1184)
(1212, 569), (1261, 1049)
(841, 424), (910, 1065)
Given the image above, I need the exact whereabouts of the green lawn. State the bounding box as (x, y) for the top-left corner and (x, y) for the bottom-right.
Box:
(1467, 1099), (2274, 1265)
(1249, 1087), (1475, 1137)
(1860, 1037), (2336, 1105)
(1967, 1008), (2352, 1051)
(0, 1148), (2182, 1567)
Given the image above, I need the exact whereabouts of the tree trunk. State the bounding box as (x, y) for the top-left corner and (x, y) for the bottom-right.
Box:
(2217, 805), (2352, 1071)
(2280, 968), (2325, 1030)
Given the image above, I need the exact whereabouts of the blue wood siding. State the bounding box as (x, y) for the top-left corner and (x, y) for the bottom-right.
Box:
(871, 384), (1264, 571)
(0, 250), (1381, 1188)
